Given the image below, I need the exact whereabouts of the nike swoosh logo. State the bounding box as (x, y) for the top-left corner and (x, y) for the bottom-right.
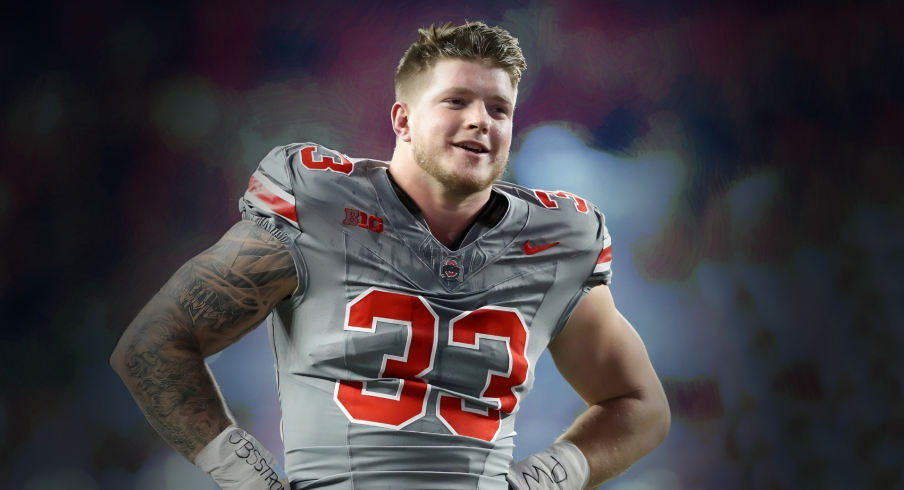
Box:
(523, 240), (560, 255)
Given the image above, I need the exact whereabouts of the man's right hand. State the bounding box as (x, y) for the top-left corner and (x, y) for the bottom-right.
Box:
(109, 220), (298, 462)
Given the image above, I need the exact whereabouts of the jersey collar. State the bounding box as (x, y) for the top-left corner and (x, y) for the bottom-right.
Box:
(370, 165), (528, 291)
(385, 171), (509, 251)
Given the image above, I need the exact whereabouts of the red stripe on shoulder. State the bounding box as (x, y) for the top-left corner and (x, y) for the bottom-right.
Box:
(596, 245), (612, 265)
(248, 174), (299, 224)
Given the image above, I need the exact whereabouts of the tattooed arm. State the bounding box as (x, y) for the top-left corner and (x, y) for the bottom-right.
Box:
(110, 220), (298, 462)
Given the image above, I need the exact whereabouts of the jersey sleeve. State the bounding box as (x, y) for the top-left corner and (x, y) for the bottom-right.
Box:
(584, 211), (612, 287)
(238, 145), (308, 305)
(550, 207), (613, 338)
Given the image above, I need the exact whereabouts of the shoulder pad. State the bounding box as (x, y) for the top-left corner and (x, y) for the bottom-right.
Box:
(243, 145), (299, 227)
(495, 181), (612, 285)
(242, 142), (363, 229)
(495, 182), (604, 245)
(284, 142), (357, 176)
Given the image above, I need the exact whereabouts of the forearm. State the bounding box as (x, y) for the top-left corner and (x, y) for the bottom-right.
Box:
(111, 294), (234, 462)
(111, 221), (297, 461)
(558, 393), (670, 488)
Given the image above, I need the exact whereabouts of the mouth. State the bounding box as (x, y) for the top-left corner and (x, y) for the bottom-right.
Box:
(452, 141), (489, 154)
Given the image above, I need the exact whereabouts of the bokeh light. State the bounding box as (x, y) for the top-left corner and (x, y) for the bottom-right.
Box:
(1, 1), (902, 489)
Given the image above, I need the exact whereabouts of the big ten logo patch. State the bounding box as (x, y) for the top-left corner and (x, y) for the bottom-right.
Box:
(343, 208), (384, 233)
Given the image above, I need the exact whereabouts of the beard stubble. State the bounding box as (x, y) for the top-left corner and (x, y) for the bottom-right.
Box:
(411, 138), (509, 196)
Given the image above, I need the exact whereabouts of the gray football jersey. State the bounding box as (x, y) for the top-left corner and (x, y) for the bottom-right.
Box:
(238, 143), (612, 489)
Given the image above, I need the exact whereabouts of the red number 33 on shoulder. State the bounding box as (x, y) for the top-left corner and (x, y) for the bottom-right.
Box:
(333, 288), (530, 442)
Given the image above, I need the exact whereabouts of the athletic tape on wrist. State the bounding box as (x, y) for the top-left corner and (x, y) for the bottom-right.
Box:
(194, 425), (289, 490)
(507, 440), (591, 490)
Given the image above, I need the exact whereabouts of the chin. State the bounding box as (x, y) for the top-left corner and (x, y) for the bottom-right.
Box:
(447, 165), (507, 195)
(447, 177), (492, 195)
(413, 143), (507, 194)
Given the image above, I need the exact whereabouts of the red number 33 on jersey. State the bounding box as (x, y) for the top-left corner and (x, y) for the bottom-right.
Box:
(333, 288), (530, 442)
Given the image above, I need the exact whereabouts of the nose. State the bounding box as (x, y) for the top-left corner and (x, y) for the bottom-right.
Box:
(465, 104), (491, 134)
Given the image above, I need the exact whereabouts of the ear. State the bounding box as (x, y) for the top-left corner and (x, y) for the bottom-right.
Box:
(391, 101), (412, 143)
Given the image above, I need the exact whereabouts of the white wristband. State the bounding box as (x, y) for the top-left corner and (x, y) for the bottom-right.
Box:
(194, 425), (289, 490)
(507, 440), (591, 490)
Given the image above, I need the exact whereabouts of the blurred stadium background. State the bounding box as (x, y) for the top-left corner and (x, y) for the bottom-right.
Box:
(1, 0), (902, 488)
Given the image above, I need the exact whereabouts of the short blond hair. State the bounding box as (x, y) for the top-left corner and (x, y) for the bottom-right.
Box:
(394, 21), (527, 102)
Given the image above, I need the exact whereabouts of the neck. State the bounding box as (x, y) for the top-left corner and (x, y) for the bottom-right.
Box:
(388, 145), (492, 248)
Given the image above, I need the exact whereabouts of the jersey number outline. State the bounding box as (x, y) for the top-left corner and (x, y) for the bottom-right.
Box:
(533, 189), (589, 214)
(333, 288), (530, 442)
(299, 146), (354, 174)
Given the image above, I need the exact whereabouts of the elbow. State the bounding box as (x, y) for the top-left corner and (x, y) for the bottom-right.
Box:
(110, 319), (145, 380)
(629, 384), (671, 452)
(654, 398), (671, 447)
(110, 336), (129, 379)
(649, 386), (671, 448)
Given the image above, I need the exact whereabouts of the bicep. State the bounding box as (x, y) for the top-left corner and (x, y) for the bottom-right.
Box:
(548, 285), (660, 406)
(114, 220), (298, 361)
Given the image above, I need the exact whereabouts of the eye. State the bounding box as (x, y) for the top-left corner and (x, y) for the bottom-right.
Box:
(447, 99), (465, 106)
(491, 106), (511, 117)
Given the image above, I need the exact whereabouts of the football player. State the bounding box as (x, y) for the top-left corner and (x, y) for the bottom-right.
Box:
(111, 21), (670, 490)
